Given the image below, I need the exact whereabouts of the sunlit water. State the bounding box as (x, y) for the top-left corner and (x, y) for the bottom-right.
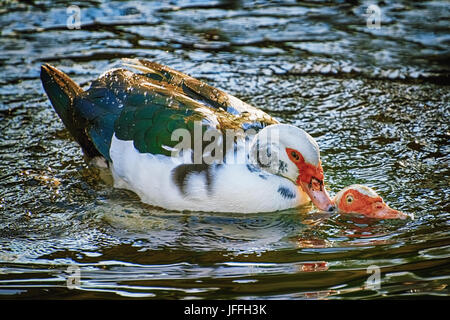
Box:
(0, 0), (449, 299)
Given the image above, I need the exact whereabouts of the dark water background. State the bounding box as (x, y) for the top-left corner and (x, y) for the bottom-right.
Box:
(0, 0), (449, 299)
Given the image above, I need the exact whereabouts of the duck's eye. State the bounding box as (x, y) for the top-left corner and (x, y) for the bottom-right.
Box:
(346, 194), (354, 203)
(291, 151), (300, 161)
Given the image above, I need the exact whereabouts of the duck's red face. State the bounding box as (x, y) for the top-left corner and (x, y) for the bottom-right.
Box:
(334, 185), (409, 219)
(286, 147), (335, 213)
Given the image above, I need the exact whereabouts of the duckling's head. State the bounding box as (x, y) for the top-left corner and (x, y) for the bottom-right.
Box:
(334, 184), (411, 219)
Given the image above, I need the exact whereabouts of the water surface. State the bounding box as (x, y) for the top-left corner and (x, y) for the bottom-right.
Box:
(0, 0), (449, 299)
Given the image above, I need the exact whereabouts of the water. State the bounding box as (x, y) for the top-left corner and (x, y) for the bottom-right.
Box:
(0, 0), (449, 299)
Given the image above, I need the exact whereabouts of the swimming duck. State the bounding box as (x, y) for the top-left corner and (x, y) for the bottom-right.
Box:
(40, 59), (335, 213)
(334, 184), (410, 219)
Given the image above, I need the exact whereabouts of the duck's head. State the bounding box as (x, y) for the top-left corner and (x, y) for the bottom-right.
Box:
(250, 124), (335, 212)
(334, 184), (410, 219)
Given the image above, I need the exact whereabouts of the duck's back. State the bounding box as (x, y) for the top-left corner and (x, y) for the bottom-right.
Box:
(41, 59), (278, 163)
(40, 60), (307, 213)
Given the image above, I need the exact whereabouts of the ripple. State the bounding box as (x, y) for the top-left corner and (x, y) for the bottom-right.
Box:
(0, 0), (449, 300)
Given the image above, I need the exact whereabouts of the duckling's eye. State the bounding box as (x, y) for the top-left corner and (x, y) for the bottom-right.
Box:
(291, 151), (300, 161)
(346, 194), (354, 203)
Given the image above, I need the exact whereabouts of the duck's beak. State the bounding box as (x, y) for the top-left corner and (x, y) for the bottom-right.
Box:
(300, 181), (335, 213)
(369, 204), (411, 220)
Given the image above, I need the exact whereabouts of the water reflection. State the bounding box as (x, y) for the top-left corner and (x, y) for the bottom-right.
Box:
(0, 0), (449, 299)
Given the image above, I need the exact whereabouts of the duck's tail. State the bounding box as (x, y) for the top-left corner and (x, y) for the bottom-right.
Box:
(40, 64), (103, 159)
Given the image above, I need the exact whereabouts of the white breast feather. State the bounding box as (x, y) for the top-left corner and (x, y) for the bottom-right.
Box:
(109, 134), (309, 213)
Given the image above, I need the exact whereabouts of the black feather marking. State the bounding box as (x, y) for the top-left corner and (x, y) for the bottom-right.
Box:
(266, 145), (272, 158)
(172, 163), (213, 195)
(277, 186), (296, 200)
(278, 160), (288, 174)
(246, 163), (261, 173)
(255, 139), (269, 169)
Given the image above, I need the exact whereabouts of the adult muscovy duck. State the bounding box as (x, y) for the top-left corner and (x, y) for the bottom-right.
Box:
(41, 59), (335, 213)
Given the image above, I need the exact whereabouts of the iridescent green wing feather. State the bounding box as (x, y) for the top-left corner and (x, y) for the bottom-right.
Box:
(75, 61), (278, 161)
(75, 69), (210, 159)
(122, 58), (278, 129)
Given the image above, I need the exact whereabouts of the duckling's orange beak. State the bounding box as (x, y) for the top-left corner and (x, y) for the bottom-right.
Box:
(363, 202), (409, 220)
